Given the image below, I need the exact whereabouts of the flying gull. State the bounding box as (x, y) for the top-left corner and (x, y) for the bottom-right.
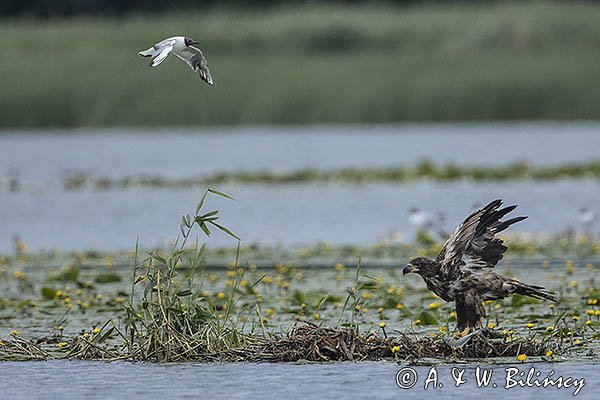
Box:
(138, 36), (213, 85)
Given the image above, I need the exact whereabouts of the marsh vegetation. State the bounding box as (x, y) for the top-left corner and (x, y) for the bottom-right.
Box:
(2, 2), (600, 127)
(0, 190), (598, 363)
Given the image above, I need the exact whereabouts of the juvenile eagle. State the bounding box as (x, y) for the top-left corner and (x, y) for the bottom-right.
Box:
(403, 199), (556, 332)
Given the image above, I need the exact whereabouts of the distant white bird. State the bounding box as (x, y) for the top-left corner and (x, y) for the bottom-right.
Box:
(578, 207), (596, 233)
(408, 207), (435, 231)
(138, 36), (213, 85)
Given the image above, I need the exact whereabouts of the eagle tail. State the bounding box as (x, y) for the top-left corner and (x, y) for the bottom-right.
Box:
(514, 282), (557, 302)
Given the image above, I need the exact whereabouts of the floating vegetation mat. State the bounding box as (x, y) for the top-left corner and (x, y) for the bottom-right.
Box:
(4, 160), (600, 193)
(0, 324), (565, 363)
(0, 190), (598, 364)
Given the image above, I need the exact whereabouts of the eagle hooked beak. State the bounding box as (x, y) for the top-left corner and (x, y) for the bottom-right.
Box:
(402, 263), (418, 275)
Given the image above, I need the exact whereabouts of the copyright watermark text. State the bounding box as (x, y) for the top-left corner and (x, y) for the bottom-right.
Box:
(395, 366), (585, 396)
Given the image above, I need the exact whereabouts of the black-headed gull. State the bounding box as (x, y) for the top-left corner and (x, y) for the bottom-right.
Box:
(138, 36), (213, 85)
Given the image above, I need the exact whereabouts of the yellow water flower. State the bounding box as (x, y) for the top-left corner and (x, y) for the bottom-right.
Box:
(57, 342), (68, 349)
(395, 303), (404, 310)
(12, 270), (26, 280)
(387, 286), (396, 295)
(361, 291), (373, 299)
(569, 281), (578, 288)
(115, 297), (125, 304)
(517, 354), (527, 362)
(239, 280), (248, 287)
(334, 263), (345, 271)
(263, 276), (273, 284)
(572, 316), (580, 321)
(92, 327), (101, 334)
(574, 339), (582, 345)
(377, 307), (384, 314)
(585, 309), (595, 316)
(266, 308), (275, 318)
(595, 310), (600, 316)
(545, 350), (553, 357)
(439, 326), (448, 333)
(313, 313), (320, 320)
(379, 322), (386, 328)
(428, 302), (441, 310)
(546, 326), (554, 332)
(226, 270), (236, 278)
(10, 330), (20, 336)
(412, 319), (421, 326)
(566, 260), (574, 274)
(487, 322), (495, 329)
(586, 320), (592, 326)
(0, 341), (4, 347)
(354, 305), (361, 312)
(391, 346), (400, 353)
(525, 323), (535, 329)
(588, 299), (598, 305)
(216, 292), (226, 300)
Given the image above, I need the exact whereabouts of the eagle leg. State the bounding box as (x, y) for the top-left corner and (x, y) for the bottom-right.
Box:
(455, 290), (485, 333)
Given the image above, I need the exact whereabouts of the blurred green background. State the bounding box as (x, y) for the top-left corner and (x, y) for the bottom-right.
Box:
(1, 0), (600, 128)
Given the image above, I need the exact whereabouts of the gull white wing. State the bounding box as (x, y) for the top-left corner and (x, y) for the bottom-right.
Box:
(174, 46), (214, 85)
(150, 44), (175, 67)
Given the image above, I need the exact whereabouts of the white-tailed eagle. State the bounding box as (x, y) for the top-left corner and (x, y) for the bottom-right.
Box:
(403, 199), (556, 332)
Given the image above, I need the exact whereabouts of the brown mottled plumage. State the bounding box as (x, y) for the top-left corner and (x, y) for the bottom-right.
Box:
(403, 199), (556, 331)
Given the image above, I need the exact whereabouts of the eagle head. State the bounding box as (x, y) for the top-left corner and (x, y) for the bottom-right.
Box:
(403, 257), (439, 277)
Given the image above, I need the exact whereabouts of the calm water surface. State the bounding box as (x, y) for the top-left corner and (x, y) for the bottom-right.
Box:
(0, 361), (596, 399)
(0, 123), (599, 252)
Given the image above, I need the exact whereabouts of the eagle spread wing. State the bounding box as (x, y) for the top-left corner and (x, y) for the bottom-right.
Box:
(405, 199), (556, 331)
(436, 199), (527, 278)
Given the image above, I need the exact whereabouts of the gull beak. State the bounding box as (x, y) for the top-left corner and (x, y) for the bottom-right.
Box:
(191, 41), (199, 45)
(402, 264), (417, 275)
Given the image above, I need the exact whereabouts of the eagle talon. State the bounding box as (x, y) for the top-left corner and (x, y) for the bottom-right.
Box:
(454, 327), (472, 338)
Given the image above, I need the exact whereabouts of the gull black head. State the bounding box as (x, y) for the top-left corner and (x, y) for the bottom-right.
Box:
(402, 257), (439, 277)
(184, 37), (199, 46)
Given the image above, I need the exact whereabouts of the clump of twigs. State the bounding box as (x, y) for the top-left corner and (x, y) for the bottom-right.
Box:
(0, 335), (50, 361)
(245, 324), (443, 361)
(228, 324), (558, 362)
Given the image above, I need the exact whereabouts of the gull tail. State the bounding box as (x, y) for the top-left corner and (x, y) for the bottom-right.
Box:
(514, 282), (557, 302)
(138, 48), (154, 58)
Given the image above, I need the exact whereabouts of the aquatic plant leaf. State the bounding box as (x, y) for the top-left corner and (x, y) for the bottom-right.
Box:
(47, 264), (80, 282)
(209, 221), (240, 240)
(41, 287), (57, 300)
(208, 188), (236, 200)
(95, 273), (122, 284)
(417, 311), (439, 325)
